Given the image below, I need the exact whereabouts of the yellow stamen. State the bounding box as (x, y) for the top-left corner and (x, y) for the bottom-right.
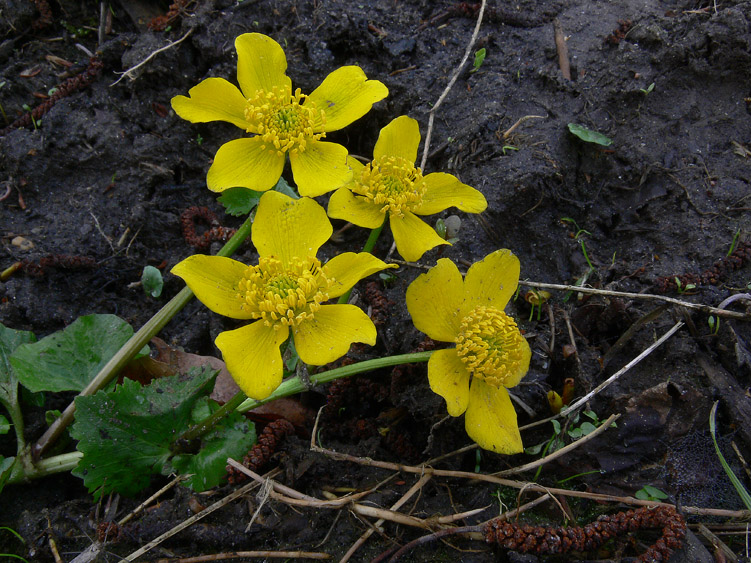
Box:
(352, 155), (426, 217)
(237, 256), (332, 329)
(244, 87), (326, 156)
(455, 306), (526, 388)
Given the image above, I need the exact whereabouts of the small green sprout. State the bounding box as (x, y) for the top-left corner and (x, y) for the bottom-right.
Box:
(727, 228), (741, 257)
(640, 82), (655, 95)
(379, 271), (398, 286)
(635, 485), (668, 501)
(708, 315), (720, 335)
(567, 123), (613, 147)
(22, 104), (38, 130)
(141, 265), (163, 298)
(501, 144), (519, 155)
(470, 47), (486, 73)
(196, 133), (204, 145)
(674, 277), (696, 294)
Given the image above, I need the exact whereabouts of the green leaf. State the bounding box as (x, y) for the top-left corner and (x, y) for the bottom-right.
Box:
(634, 488), (649, 500)
(141, 266), (164, 298)
(0, 456), (16, 494)
(579, 422), (597, 436)
(0, 323), (36, 412)
(170, 399), (256, 492)
(272, 176), (299, 199)
(567, 427), (583, 439)
(10, 314), (148, 393)
(567, 123), (613, 147)
(45, 410), (61, 427)
(218, 187), (262, 217)
(0, 415), (8, 434)
(471, 47), (486, 72)
(551, 419), (561, 435)
(524, 442), (545, 455)
(642, 485), (668, 499)
(71, 367), (221, 498)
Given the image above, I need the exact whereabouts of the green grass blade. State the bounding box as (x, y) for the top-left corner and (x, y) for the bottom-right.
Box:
(709, 401), (751, 510)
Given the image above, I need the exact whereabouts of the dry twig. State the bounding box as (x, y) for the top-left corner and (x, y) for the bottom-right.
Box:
(561, 321), (684, 415)
(420, 0), (487, 170)
(111, 28), (194, 86)
(520, 280), (750, 320)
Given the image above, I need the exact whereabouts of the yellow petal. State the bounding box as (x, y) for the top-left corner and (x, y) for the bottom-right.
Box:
(461, 249), (520, 314)
(390, 211), (449, 262)
(171, 255), (253, 319)
(289, 140), (352, 197)
(171, 78), (249, 130)
(327, 188), (386, 229)
(215, 322), (289, 400)
(206, 137), (285, 192)
(503, 334), (531, 389)
(235, 33), (291, 98)
(373, 115), (420, 163)
(465, 380), (523, 454)
(427, 349), (471, 417)
(305, 66), (388, 132)
(292, 304), (376, 365)
(414, 173), (488, 215)
(253, 191), (332, 265)
(405, 258), (464, 342)
(324, 252), (396, 298)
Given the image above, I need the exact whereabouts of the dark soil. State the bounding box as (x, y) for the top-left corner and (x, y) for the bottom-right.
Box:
(1, 0), (751, 561)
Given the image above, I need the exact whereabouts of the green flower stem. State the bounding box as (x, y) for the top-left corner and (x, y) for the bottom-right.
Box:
(7, 451), (82, 485)
(6, 399), (25, 455)
(237, 351), (433, 413)
(337, 221), (385, 305)
(31, 215), (255, 461)
(176, 390), (247, 446)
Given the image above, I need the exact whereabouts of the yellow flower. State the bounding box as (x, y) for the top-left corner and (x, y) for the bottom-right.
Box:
(172, 191), (395, 400)
(405, 249), (531, 453)
(171, 33), (388, 197)
(327, 116), (487, 261)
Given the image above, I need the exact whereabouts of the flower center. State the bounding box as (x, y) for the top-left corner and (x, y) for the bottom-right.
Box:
(455, 306), (526, 388)
(237, 256), (332, 328)
(244, 87), (326, 156)
(352, 155), (426, 217)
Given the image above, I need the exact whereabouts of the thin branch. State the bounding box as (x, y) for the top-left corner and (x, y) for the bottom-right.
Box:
(419, 0), (487, 170)
(341, 474), (432, 562)
(519, 280), (750, 320)
(122, 470), (278, 562)
(494, 414), (620, 476)
(561, 322), (684, 415)
(310, 439), (749, 518)
(111, 28), (194, 86)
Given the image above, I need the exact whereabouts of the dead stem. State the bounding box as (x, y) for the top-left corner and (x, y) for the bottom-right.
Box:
(340, 474), (432, 562)
(493, 414), (620, 477)
(309, 426), (751, 519)
(420, 0), (487, 170)
(120, 469), (280, 562)
(561, 322), (684, 415)
(152, 551), (331, 562)
(111, 28), (194, 86)
(386, 493), (552, 562)
(519, 280), (750, 320)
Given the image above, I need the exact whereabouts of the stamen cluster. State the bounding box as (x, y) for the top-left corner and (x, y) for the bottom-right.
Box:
(244, 87), (325, 155)
(455, 305), (526, 388)
(237, 256), (332, 328)
(354, 155), (426, 217)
